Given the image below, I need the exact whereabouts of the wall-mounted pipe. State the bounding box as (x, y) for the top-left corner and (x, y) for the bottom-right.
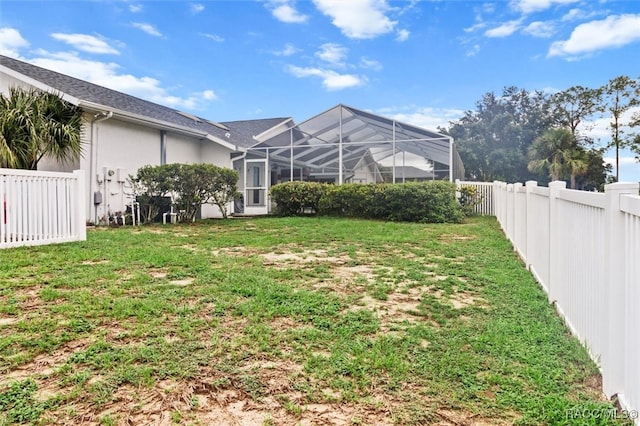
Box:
(160, 130), (167, 165)
(89, 111), (113, 224)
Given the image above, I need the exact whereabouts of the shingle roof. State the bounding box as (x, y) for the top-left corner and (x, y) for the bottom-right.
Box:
(0, 55), (289, 148)
(221, 118), (292, 148)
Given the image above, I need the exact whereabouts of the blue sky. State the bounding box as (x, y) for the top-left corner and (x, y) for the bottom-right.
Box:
(1, 0), (640, 182)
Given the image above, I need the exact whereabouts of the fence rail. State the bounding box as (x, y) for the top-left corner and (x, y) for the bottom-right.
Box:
(493, 180), (640, 422)
(1, 168), (86, 249)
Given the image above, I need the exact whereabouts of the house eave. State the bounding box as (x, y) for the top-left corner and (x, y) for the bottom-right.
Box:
(0, 64), (81, 105)
(79, 100), (239, 151)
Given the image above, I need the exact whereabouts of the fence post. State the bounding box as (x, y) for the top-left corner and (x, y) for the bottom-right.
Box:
(547, 181), (566, 304)
(493, 181), (500, 225)
(74, 170), (87, 241)
(602, 182), (639, 399)
(513, 182), (524, 258)
(525, 181), (537, 269)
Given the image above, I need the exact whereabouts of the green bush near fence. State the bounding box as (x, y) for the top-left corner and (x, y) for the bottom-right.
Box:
(269, 181), (463, 223)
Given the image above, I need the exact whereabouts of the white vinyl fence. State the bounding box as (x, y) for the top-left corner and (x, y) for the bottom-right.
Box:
(493, 180), (640, 421)
(456, 180), (494, 215)
(1, 168), (86, 249)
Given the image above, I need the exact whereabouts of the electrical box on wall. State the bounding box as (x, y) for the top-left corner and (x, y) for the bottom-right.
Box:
(116, 168), (127, 183)
(103, 167), (116, 181)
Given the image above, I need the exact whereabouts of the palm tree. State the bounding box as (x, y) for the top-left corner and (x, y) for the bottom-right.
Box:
(0, 87), (84, 170)
(564, 147), (589, 189)
(528, 127), (587, 188)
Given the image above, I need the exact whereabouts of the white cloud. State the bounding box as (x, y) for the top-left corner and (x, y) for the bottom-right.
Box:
(466, 44), (481, 57)
(28, 50), (215, 110)
(0, 27), (30, 57)
(561, 8), (600, 22)
(201, 33), (224, 42)
(315, 43), (348, 67)
(286, 65), (366, 90)
(510, 0), (579, 14)
(267, 0), (308, 24)
(360, 57), (382, 71)
(312, 0), (397, 39)
(484, 20), (522, 38)
(604, 152), (640, 183)
(549, 14), (640, 59)
(129, 4), (142, 13)
(604, 156), (638, 167)
(201, 90), (217, 100)
(274, 43), (300, 56)
(523, 21), (555, 38)
(541, 86), (561, 95)
(132, 22), (162, 37)
(377, 106), (465, 130)
(396, 29), (410, 42)
(51, 33), (120, 55)
(561, 8), (582, 22)
(464, 22), (487, 33)
(581, 107), (640, 143)
(190, 3), (205, 14)
(482, 3), (496, 14)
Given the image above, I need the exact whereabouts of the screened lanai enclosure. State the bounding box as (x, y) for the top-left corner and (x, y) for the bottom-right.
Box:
(233, 104), (465, 215)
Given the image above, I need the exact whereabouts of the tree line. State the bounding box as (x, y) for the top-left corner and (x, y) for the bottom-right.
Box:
(444, 76), (640, 189)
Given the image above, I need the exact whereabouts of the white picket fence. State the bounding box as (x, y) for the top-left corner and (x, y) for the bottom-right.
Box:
(1, 168), (86, 249)
(490, 180), (640, 420)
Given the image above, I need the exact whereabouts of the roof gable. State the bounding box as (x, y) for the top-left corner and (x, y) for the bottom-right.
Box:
(221, 118), (293, 148)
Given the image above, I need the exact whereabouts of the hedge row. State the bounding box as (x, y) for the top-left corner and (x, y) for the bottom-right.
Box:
(269, 181), (463, 223)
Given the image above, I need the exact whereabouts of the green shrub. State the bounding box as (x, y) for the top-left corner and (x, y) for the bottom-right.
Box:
(273, 181), (462, 223)
(269, 181), (331, 215)
(375, 182), (462, 223)
(317, 184), (382, 217)
(129, 163), (239, 222)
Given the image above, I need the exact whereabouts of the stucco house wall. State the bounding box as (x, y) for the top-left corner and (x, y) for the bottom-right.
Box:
(0, 56), (241, 222)
(166, 133), (201, 165)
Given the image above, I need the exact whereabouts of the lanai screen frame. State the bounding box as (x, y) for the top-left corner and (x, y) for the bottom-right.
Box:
(247, 104), (465, 184)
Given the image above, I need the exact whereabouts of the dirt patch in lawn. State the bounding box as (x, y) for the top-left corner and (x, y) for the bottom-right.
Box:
(0, 317), (17, 326)
(261, 249), (352, 267)
(169, 278), (195, 286)
(447, 292), (487, 310)
(81, 259), (110, 266)
(49, 375), (399, 426)
(439, 234), (477, 243)
(148, 268), (168, 279)
(0, 337), (94, 386)
(350, 286), (439, 331)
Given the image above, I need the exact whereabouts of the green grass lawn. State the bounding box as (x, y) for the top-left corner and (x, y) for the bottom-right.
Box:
(0, 216), (629, 425)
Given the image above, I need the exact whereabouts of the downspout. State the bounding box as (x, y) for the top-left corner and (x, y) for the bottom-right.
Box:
(160, 131), (167, 165)
(89, 111), (113, 224)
